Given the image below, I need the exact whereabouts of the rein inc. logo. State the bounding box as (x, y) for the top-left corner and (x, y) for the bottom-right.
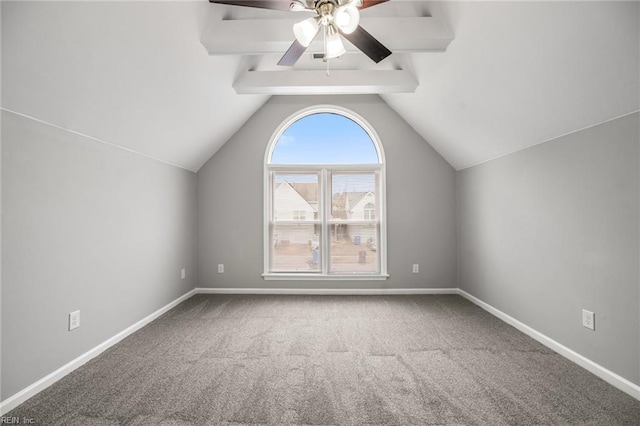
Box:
(0, 417), (34, 424)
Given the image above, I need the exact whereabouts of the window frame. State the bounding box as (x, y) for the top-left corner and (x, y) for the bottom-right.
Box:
(363, 202), (376, 221)
(263, 105), (388, 280)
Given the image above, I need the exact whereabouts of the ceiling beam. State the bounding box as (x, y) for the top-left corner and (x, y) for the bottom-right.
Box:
(202, 17), (453, 56)
(233, 69), (418, 95)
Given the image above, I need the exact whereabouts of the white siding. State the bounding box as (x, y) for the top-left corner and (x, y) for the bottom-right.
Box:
(273, 182), (316, 221)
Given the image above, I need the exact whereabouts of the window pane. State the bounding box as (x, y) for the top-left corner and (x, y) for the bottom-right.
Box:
(363, 203), (375, 220)
(271, 113), (379, 164)
(329, 224), (379, 273)
(331, 173), (377, 221)
(271, 224), (320, 272)
(273, 174), (318, 221)
(266, 110), (385, 278)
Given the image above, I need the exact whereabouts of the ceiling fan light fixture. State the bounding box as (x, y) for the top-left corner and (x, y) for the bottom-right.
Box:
(334, 4), (359, 34)
(293, 16), (320, 47)
(325, 24), (346, 59)
(210, 0), (392, 66)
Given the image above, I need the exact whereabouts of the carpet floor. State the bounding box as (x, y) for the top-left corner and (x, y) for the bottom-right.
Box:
(7, 294), (640, 425)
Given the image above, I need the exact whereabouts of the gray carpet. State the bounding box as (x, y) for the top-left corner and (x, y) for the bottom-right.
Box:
(8, 294), (640, 425)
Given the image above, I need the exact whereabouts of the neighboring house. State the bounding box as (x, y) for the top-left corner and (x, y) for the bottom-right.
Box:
(273, 182), (317, 245)
(346, 191), (377, 245)
(349, 192), (376, 221)
(273, 183), (377, 247)
(332, 191), (377, 246)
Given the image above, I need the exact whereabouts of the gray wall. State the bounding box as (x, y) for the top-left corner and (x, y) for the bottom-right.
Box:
(1, 110), (198, 399)
(197, 95), (457, 289)
(458, 112), (640, 385)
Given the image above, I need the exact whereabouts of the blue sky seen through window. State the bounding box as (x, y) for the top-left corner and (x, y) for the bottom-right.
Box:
(271, 113), (379, 165)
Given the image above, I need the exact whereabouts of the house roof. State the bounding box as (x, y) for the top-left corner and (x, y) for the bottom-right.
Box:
(332, 192), (371, 219)
(3, 1), (637, 172)
(289, 183), (318, 204)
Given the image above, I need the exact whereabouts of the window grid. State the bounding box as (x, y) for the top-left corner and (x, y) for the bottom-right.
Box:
(268, 166), (382, 276)
(264, 106), (387, 280)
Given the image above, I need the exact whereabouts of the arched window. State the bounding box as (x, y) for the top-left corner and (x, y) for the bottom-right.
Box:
(264, 106), (387, 279)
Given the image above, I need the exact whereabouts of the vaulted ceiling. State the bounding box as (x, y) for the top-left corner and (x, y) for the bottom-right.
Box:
(2, 1), (638, 172)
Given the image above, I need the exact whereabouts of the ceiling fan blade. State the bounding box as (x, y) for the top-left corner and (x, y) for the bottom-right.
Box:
(359, 0), (390, 10)
(340, 25), (391, 63)
(277, 40), (308, 66)
(209, 0), (295, 12)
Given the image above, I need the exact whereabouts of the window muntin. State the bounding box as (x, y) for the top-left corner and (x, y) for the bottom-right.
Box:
(265, 107), (387, 279)
(364, 203), (375, 221)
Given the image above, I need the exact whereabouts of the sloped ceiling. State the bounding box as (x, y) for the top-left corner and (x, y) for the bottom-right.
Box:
(1, 1), (269, 172)
(2, 1), (638, 172)
(382, 1), (640, 169)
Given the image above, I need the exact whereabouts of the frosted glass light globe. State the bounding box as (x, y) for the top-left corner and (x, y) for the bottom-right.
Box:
(293, 17), (320, 47)
(334, 5), (359, 34)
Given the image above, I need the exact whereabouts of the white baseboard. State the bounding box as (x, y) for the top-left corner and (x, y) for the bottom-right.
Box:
(3, 286), (638, 414)
(0, 289), (198, 415)
(196, 287), (458, 295)
(457, 289), (640, 401)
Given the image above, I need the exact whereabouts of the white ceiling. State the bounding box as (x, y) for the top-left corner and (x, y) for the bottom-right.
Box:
(1, 1), (269, 171)
(382, 1), (640, 169)
(2, 1), (638, 172)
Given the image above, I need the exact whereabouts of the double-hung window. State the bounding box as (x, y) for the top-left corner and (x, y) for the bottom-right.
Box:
(264, 106), (387, 280)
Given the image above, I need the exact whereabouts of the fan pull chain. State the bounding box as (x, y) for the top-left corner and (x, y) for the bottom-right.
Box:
(322, 24), (331, 76)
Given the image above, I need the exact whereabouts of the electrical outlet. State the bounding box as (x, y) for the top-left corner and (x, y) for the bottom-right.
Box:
(218, 264), (224, 273)
(181, 268), (186, 280)
(412, 264), (419, 274)
(582, 309), (595, 330)
(69, 310), (80, 331)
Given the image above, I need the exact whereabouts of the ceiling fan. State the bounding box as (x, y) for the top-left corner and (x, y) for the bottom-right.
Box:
(209, 0), (392, 66)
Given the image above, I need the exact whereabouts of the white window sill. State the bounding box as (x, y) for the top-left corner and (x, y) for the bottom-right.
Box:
(262, 273), (389, 281)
